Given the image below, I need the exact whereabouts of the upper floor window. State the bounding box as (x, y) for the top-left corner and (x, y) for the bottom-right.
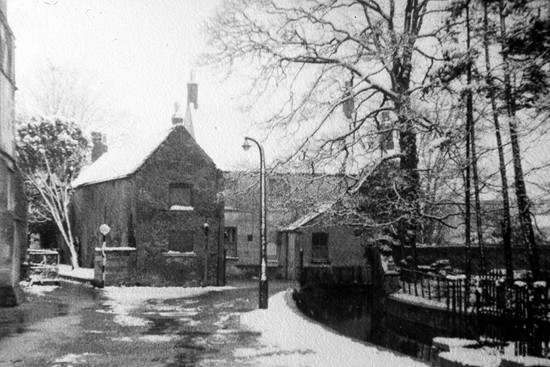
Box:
(169, 183), (194, 211)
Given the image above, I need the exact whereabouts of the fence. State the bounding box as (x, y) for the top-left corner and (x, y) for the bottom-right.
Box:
(400, 268), (474, 315)
(476, 277), (550, 358)
(399, 268), (550, 358)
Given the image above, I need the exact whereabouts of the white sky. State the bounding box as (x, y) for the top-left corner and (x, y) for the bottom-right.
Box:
(8, 0), (550, 197)
(9, 0), (261, 170)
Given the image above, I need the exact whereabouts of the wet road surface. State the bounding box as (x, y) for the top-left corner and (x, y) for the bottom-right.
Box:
(0, 280), (296, 367)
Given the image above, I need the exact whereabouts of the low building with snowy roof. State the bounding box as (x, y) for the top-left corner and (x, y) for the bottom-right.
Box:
(278, 200), (382, 283)
(71, 111), (224, 286)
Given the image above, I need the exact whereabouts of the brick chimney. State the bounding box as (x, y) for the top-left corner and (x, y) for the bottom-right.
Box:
(91, 132), (108, 162)
(172, 72), (198, 139)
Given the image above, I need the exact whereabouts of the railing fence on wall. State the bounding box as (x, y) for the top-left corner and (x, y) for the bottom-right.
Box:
(399, 268), (550, 359)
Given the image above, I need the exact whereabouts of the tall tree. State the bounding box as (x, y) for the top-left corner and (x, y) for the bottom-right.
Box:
(482, 0), (513, 280)
(205, 0), (456, 262)
(498, 0), (540, 277)
(466, 0), (487, 273)
(16, 116), (89, 269)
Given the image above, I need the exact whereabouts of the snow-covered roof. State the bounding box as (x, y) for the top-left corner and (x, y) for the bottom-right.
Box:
(72, 127), (175, 188)
(281, 203), (334, 232)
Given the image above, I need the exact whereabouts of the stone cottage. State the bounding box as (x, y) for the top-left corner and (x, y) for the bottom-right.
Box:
(0, 0), (28, 306)
(71, 116), (224, 286)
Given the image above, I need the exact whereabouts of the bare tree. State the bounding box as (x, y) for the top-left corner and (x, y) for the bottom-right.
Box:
(204, 0), (458, 261)
(17, 62), (114, 133)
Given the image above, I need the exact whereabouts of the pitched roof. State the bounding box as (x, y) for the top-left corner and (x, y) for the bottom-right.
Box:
(72, 126), (176, 188)
(281, 203), (334, 232)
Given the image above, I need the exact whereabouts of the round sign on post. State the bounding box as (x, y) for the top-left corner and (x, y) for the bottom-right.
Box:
(99, 224), (111, 235)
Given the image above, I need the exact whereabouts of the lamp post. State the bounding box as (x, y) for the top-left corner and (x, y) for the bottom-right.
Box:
(99, 224), (111, 288)
(203, 222), (210, 286)
(242, 136), (268, 309)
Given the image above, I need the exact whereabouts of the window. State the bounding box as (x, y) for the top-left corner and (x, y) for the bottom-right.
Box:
(311, 232), (329, 263)
(267, 242), (277, 263)
(169, 183), (193, 210)
(168, 230), (194, 253)
(224, 227), (237, 258)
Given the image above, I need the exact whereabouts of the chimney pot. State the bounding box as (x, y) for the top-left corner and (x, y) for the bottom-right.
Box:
(172, 102), (184, 125)
(91, 131), (108, 162)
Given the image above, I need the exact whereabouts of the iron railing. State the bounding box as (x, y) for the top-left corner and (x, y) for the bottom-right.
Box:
(399, 268), (550, 358)
(400, 268), (474, 315)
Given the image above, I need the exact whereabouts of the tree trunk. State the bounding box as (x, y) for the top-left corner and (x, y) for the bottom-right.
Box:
(466, 0), (486, 273)
(484, 1), (513, 281)
(396, 100), (420, 267)
(499, 0), (540, 278)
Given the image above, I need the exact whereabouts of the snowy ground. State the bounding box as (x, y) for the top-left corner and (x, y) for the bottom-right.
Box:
(58, 264), (94, 280)
(102, 285), (428, 367)
(238, 291), (428, 367)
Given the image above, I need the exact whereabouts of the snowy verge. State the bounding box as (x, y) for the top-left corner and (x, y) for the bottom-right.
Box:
(239, 290), (428, 367)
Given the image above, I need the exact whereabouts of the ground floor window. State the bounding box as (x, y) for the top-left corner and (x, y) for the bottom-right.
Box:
(311, 232), (329, 263)
(224, 227), (237, 258)
(169, 230), (194, 253)
(267, 242), (277, 263)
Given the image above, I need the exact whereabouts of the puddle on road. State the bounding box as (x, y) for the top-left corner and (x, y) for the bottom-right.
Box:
(138, 285), (273, 367)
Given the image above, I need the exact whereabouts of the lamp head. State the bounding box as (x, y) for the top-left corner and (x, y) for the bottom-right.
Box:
(203, 222), (210, 236)
(242, 139), (251, 151)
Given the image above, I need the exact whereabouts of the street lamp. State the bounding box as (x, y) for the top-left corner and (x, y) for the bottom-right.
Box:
(242, 136), (268, 309)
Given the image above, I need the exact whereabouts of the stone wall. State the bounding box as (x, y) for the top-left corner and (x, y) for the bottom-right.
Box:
(94, 247), (137, 286)
(385, 295), (477, 340)
(0, 162), (28, 306)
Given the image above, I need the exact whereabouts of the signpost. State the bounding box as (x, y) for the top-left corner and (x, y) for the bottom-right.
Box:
(99, 224), (111, 287)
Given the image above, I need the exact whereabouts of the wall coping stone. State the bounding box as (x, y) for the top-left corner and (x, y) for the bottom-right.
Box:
(94, 247), (137, 252)
(162, 251), (196, 258)
(388, 291), (448, 311)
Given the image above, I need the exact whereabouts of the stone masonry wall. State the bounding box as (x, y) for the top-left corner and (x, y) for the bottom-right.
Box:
(72, 178), (134, 268)
(133, 126), (224, 286)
